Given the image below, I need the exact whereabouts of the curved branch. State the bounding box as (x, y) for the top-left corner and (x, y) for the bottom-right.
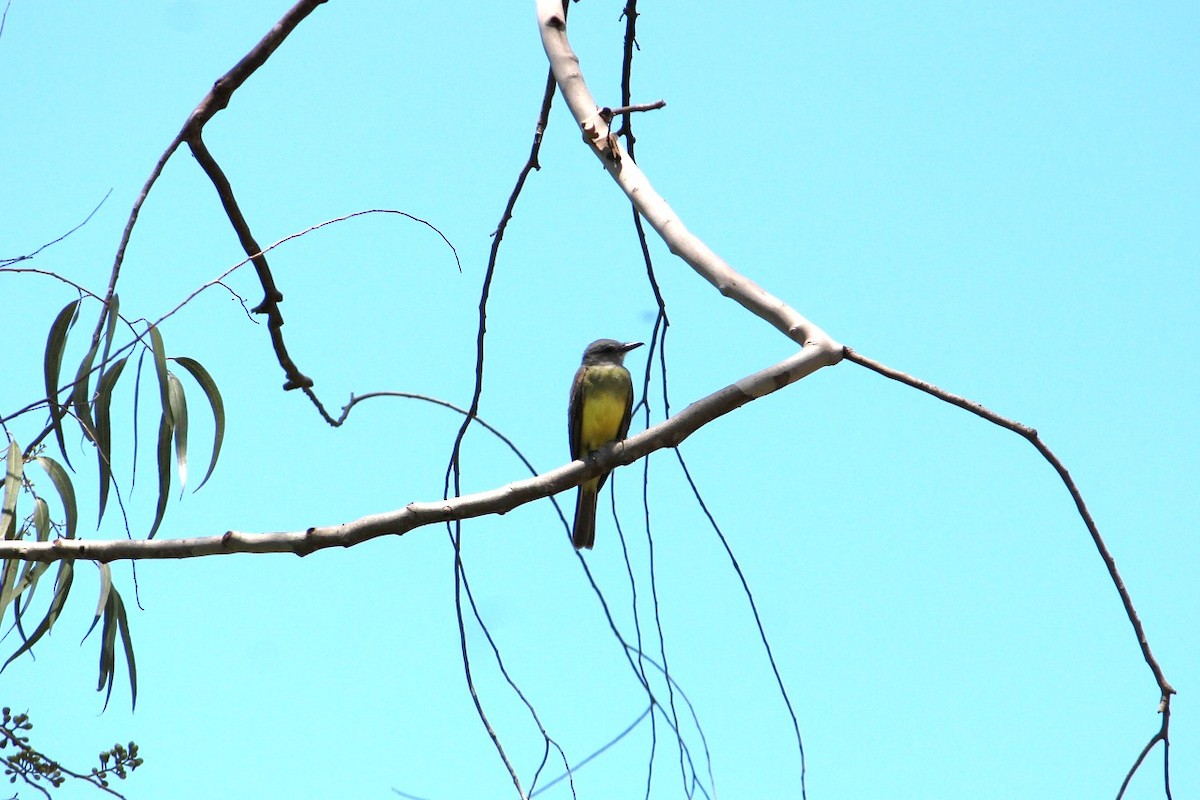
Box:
(844, 346), (1175, 797)
(535, 0), (839, 356)
(0, 346), (828, 563)
(103, 0), (329, 400)
(843, 347), (1175, 698)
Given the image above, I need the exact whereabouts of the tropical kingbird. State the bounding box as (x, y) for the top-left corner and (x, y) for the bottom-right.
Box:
(567, 338), (642, 550)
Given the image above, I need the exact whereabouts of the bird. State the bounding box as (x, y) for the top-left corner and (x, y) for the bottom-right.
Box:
(567, 338), (642, 549)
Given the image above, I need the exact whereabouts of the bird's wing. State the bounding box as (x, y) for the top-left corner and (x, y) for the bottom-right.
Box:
(568, 365), (586, 460)
(616, 369), (635, 441)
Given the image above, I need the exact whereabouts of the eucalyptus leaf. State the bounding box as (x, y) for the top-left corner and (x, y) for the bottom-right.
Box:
(114, 589), (137, 710)
(167, 372), (189, 494)
(95, 356), (129, 525)
(35, 456), (77, 540)
(84, 562), (113, 641)
(43, 300), (80, 467)
(172, 357), (225, 492)
(1, 440), (21, 541)
(70, 338), (101, 444)
(148, 413), (172, 539)
(148, 324), (172, 426)
(1, 560), (74, 672)
(98, 591), (118, 707)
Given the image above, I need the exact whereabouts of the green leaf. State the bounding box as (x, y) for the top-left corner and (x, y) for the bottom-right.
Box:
(43, 300), (81, 468)
(129, 347), (149, 489)
(148, 325), (172, 427)
(0, 559), (19, 622)
(12, 560), (51, 622)
(84, 562), (113, 642)
(148, 413), (172, 539)
(71, 338), (101, 444)
(167, 373), (189, 494)
(95, 356), (129, 525)
(1, 440), (21, 541)
(95, 584), (135, 710)
(35, 456), (77, 540)
(1, 560), (74, 672)
(33, 497), (49, 541)
(171, 357), (225, 492)
(100, 295), (120, 368)
(98, 591), (118, 707)
(11, 499), (53, 619)
(113, 590), (137, 710)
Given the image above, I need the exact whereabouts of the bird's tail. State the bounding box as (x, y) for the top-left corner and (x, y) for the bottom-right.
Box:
(572, 484), (598, 550)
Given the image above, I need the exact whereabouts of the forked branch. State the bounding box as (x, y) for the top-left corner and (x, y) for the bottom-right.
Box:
(535, 0), (840, 361)
(0, 345), (828, 563)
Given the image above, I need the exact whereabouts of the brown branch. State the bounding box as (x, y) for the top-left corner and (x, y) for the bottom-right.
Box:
(1116, 698), (1172, 799)
(0, 191), (111, 268)
(100, 0), (329, 408)
(3, 211), (445, 449)
(0, 345), (831, 564)
(185, 135), (307, 392)
(843, 346), (1175, 796)
(602, 99), (666, 120)
(107, 0), (329, 322)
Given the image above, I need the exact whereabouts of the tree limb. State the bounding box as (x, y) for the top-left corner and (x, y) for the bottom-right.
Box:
(0, 346), (828, 563)
(535, 0), (839, 356)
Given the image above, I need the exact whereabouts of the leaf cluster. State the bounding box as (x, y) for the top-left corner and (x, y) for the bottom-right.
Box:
(2, 297), (225, 708)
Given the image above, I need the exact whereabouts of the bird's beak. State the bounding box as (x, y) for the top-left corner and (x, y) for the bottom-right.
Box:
(621, 341), (644, 352)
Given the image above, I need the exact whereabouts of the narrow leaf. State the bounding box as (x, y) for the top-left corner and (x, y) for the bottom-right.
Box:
(35, 456), (77, 540)
(98, 592), (118, 707)
(1, 560), (73, 671)
(33, 497), (50, 541)
(1, 440), (21, 541)
(70, 338), (101, 444)
(130, 347), (148, 488)
(13, 560), (51, 620)
(148, 325), (172, 426)
(84, 562), (113, 641)
(43, 300), (80, 467)
(167, 373), (189, 493)
(113, 590), (137, 710)
(94, 356), (128, 525)
(148, 413), (172, 539)
(0, 441), (19, 618)
(13, 500), (53, 618)
(0, 559), (19, 621)
(100, 295), (120, 368)
(172, 357), (225, 492)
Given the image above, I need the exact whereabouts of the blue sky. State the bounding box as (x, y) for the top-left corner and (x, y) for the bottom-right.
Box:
(2, 2), (1197, 798)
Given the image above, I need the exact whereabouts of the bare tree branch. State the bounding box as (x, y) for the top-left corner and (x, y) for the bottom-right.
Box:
(0, 346), (829, 563)
(536, 0), (839, 356)
(444, 59), (562, 800)
(843, 346), (1175, 797)
(103, 0), (330, 405)
(0, 191), (111, 268)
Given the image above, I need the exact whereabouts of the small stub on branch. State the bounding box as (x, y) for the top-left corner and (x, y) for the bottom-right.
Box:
(580, 111), (621, 163)
(600, 100), (667, 118)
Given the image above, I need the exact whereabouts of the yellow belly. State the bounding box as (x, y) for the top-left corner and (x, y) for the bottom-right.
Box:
(579, 389), (628, 452)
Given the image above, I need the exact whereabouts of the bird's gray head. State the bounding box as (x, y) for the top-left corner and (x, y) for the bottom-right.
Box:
(581, 338), (643, 366)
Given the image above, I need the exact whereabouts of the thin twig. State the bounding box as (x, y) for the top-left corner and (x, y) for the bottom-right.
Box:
(843, 346), (1175, 797)
(101, 0), (328, 408)
(0, 191), (111, 268)
(603, 100), (665, 120)
(443, 57), (562, 800)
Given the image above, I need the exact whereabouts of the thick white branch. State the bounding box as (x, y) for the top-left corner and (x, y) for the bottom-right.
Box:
(536, 1), (841, 354)
(0, 346), (828, 563)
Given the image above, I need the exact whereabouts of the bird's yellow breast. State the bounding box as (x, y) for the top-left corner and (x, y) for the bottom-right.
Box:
(578, 367), (631, 452)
